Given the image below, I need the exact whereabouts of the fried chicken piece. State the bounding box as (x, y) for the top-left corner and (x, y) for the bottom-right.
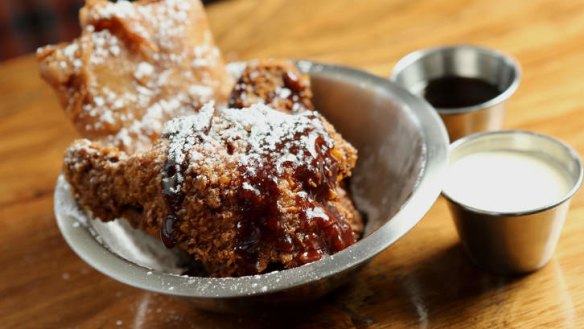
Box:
(229, 60), (313, 113)
(64, 103), (360, 277)
(229, 59), (363, 232)
(37, 0), (233, 153)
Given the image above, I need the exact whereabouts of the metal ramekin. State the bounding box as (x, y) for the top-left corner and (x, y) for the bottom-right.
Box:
(391, 45), (521, 141)
(443, 130), (583, 275)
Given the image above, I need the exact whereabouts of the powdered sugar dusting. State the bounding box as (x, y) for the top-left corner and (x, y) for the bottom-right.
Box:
(54, 175), (187, 274)
(38, 0), (231, 153)
(162, 103), (215, 194)
(135, 62), (154, 80)
(155, 102), (336, 228)
(161, 102), (333, 183)
(54, 173), (339, 295)
(89, 30), (122, 66)
(306, 206), (329, 220)
(221, 104), (333, 175)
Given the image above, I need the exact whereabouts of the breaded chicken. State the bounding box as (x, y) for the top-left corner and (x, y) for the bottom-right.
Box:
(37, 0), (233, 153)
(229, 60), (313, 113)
(229, 60), (363, 230)
(64, 103), (360, 277)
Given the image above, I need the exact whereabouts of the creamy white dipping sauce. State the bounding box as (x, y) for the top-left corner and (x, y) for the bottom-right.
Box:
(444, 150), (572, 213)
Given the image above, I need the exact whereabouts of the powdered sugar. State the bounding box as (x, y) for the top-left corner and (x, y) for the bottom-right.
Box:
(54, 174), (340, 295)
(188, 85), (214, 98)
(159, 102), (334, 200)
(162, 103), (215, 194)
(39, 0), (231, 154)
(221, 103), (332, 175)
(134, 62), (154, 80)
(54, 175), (188, 274)
(306, 206), (329, 220)
(89, 30), (122, 65)
(275, 86), (292, 99)
(93, 1), (136, 20)
(63, 43), (78, 59)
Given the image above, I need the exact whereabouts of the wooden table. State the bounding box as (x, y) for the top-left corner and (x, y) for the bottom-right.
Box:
(2, 0), (584, 327)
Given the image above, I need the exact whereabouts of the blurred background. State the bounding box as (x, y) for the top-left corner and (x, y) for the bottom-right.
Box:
(0, 0), (219, 61)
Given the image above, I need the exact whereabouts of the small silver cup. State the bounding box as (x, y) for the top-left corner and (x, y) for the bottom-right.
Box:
(391, 45), (521, 141)
(443, 131), (582, 275)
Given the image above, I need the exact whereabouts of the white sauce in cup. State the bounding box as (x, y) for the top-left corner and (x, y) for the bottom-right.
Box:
(444, 150), (572, 213)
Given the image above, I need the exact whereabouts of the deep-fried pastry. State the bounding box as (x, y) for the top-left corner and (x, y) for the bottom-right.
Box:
(37, 0), (233, 153)
(229, 60), (313, 113)
(64, 103), (360, 277)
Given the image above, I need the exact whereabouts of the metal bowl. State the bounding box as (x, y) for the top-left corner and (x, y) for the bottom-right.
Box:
(54, 61), (449, 312)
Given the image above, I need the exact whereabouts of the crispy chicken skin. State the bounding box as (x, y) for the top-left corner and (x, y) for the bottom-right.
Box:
(41, 0), (363, 278)
(228, 60), (363, 229)
(64, 103), (360, 277)
(37, 0), (233, 153)
(229, 60), (314, 113)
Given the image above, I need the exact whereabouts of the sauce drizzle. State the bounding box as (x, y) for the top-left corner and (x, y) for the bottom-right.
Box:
(234, 111), (354, 274)
(160, 104), (214, 248)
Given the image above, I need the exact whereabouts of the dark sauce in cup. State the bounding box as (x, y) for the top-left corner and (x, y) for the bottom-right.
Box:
(423, 76), (501, 109)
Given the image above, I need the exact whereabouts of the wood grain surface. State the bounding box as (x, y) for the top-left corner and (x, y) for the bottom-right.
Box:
(2, 0), (584, 328)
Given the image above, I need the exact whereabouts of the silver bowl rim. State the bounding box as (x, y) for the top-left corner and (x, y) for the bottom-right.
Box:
(54, 61), (449, 299)
(390, 44), (522, 115)
(442, 129), (583, 216)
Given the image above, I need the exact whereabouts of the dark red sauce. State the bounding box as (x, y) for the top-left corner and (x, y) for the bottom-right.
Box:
(234, 119), (355, 275)
(161, 158), (187, 248)
(283, 71), (304, 93)
(160, 118), (211, 248)
(423, 76), (501, 109)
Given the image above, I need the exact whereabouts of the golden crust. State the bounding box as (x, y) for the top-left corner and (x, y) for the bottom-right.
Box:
(37, 0), (233, 153)
(64, 104), (360, 277)
(229, 60), (313, 113)
(43, 0), (363, 278)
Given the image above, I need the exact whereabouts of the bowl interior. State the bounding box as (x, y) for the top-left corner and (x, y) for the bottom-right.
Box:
(310, 69), (426, 235)
(55, 61), (448, 301)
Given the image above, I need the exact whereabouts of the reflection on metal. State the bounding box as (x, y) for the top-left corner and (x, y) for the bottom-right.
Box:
(132, 293), (152, 329)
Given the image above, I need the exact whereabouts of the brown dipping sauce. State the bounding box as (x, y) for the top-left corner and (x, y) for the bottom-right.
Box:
(423, 76), (501, 109)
